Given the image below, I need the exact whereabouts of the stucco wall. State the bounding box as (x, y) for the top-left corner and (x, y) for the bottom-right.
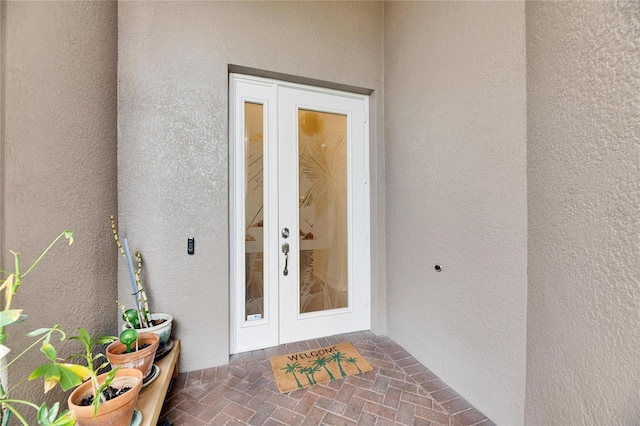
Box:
(1, 0), (118, 418)
(526, 1), (640, 424)
(117, 1), (385, 371)
(384, 2), (527, 424)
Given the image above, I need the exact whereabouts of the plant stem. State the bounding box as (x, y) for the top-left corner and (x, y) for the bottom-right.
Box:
(0, 329), (57, 374)
(21, 231), (70, 279)
(2, 400), (39, 409)
(110, 216), (126, 257)
(6, 377), (29, 395)
(134, 251), (151, 327)
(2, 401), (39, 426)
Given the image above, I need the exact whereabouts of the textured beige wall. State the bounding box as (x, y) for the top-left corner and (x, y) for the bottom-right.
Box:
(117, 1), (385, 371)
(2, 1), (638, 423)
(384, 2), (527, 424)
(526, 1), (640, 424)
(1, 0), (118, 418)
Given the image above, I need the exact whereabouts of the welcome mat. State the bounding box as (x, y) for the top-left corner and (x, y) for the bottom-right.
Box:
(269, 342), (373, 393)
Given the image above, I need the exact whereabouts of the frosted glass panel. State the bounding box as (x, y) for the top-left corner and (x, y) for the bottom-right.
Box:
(245, 102), (264, 321)
(298, 110), (348, 313)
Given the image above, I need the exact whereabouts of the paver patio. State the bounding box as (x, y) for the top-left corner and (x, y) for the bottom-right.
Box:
(160, 332), (494, 425)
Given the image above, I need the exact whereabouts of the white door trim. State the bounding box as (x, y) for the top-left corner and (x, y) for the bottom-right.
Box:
(229, 74), (370, 354)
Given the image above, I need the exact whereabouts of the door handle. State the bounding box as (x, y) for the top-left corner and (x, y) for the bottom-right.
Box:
(282, 242), (289, 276)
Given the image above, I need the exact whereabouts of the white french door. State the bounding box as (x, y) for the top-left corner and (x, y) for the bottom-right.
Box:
(230, 74), (370, 353)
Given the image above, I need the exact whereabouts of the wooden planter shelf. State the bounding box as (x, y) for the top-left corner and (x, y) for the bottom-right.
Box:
(136, 339), (180, 426)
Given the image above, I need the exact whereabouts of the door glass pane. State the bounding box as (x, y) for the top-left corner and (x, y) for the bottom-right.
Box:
(298, 110), (348, 313)
(245, 102), (264, 321)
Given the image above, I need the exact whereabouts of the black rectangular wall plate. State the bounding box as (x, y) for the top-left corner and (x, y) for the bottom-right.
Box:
(187, 237), (195, 255)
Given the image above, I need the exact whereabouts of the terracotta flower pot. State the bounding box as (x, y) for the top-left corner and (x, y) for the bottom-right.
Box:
(106, 332), (159, 379)
(68, 368), (142, 426)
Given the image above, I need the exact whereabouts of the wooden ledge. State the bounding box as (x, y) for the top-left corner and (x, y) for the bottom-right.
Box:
(136, 339), (180, 426)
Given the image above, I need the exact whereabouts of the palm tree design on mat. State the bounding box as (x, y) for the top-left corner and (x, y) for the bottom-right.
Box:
(282, 362), (303, 389)
(346, 356), (362, 374)
(299, 365), (319, 386)
(313, 356), (335, 381)
(330, 351), (347, 378)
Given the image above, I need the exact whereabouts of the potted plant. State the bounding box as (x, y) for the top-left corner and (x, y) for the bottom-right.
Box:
(0, 231), (145, 425)
(66, 328), (143, 426)
(105, 329), (158, 380)
(110, 217), (173, 352)
(9, 325), (82, 426)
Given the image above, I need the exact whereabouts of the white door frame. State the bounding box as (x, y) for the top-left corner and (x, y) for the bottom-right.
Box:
(229, 74), (371, 354)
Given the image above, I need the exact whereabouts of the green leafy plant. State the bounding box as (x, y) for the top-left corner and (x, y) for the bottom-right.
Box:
(0, 231), (84, 426)
(35, 402), (74, 426)
(66, 328), (117, 416)
(0, 231), (74, 341)
(1, 326), (85, 426)
(28, 327), (91, 395)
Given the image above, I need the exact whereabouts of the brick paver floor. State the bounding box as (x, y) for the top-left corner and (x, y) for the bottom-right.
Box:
(159, 332), (495, 425)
